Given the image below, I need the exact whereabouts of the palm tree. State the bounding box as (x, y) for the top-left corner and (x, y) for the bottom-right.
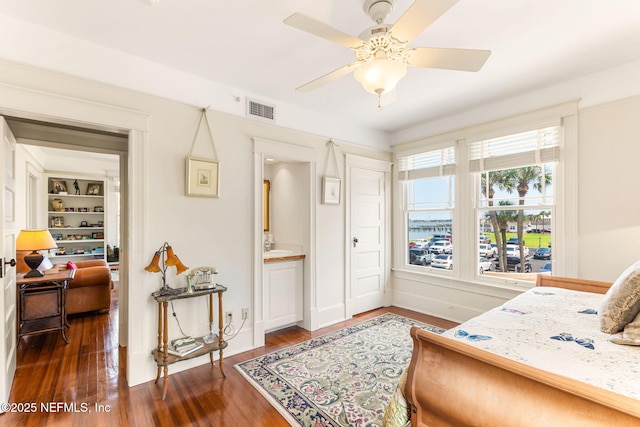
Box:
(481, 171), (515, 271)
(491, 201), (517, 272)
(513, 167), (552, 271)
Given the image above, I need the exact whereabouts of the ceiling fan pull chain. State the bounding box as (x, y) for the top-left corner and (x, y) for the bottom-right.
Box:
(377, 92), (383, 112)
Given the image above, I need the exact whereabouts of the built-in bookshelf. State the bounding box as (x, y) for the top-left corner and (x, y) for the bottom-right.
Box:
(46, 176), (107, 262)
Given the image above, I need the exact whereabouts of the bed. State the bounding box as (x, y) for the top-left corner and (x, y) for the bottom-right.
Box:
(404, 274), (640, 427)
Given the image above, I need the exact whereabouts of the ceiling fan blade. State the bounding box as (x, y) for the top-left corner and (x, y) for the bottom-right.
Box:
(284, 13), (364, 49)
(295, 62), (361, 92)
(409, 47), (491, 72)
(390, 0), (459, 44)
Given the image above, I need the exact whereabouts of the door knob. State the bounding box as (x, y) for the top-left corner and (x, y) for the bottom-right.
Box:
(353, 237), (358, 247)
(0, 258), (16, 278)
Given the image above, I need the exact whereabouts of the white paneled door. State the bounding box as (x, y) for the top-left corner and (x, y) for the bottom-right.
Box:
(349, 157), (390, 316)
(0, 117), (17, 409)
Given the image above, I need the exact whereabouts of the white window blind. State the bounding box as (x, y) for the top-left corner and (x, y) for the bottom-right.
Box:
(469, 126), (560, 172)
(397, 146), (456, 181)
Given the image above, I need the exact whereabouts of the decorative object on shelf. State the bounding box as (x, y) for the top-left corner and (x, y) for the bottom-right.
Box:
(51, 198), (64, 212)
(188, 266), (218, 290)
(86, 182), (102, 196)
(73, 179), (80, 195)
(77, 207), (88, 212)
(80, 221), (89, 227)
(145, 242), (189, 296)
(322, 140), (341, 205)
(94, 206), (104, 212)
(186, 108), (220, 198)
(51, 217), (64, 228)
(16, 229), (58, 278)
(64, 207), (75, 212)
(51, 179), (68, 194)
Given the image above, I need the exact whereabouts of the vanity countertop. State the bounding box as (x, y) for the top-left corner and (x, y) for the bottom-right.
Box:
(263, 251), (305, 263)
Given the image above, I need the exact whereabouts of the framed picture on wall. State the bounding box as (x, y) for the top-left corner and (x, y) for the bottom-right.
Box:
(322, 176), (341, 205)
(186, 156), (220, 197)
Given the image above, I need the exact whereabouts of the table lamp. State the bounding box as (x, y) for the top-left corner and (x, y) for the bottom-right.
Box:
(16, 229), (58, 278)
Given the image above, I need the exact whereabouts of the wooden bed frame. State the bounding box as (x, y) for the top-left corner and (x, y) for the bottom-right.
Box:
(405, 275), (640, 427)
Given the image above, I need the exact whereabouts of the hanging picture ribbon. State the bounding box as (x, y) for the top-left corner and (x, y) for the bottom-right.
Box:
(322, 139), (341, 205)
(185, 108), (220, 197)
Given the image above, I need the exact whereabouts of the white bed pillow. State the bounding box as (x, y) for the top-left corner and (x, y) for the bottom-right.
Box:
(599, 260), (640, 333)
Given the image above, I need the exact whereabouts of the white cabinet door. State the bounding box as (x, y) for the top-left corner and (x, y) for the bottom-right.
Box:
(263, 260), (303, 332)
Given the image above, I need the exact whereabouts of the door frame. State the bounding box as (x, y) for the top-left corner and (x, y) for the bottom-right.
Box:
(252, 137), (317, 346)
(0, 81), (149, 387)
(345, 154), (392, 318)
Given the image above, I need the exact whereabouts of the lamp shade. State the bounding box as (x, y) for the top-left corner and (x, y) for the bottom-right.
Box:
(144, 251), (162, 273)
(16, 229), (58, 251)
(354, 58), (407, 95)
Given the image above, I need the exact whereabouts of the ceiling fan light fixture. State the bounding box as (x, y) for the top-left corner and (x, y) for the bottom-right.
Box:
(354, 57), (407, 95)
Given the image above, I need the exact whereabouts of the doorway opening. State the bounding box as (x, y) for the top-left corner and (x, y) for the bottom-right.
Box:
(5, 115), (128, 368)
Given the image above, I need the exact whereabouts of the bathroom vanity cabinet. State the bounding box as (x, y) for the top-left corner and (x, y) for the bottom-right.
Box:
(263, 257), (303, 332)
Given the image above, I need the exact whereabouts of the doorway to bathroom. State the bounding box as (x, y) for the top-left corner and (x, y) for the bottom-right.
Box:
(252, 137), (316, 347)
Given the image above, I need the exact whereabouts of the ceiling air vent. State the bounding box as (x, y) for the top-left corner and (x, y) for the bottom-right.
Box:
(246, 99), (275, 122)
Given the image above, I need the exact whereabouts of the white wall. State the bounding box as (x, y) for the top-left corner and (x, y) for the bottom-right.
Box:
(577, 97), (640, 281)
(265, 162), (309, 252)
(0, 59), (390, 387)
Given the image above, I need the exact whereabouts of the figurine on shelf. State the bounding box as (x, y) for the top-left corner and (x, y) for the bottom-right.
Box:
(73, 180), (80, 195)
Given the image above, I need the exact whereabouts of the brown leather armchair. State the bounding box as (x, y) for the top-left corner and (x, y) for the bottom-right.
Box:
(16, 252), (113, 315)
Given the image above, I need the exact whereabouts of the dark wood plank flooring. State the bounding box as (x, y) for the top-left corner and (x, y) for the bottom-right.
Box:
(2, 282), (457, 426)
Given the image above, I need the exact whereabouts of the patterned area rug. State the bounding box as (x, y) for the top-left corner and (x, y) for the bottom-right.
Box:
(234, 313), (445, 426)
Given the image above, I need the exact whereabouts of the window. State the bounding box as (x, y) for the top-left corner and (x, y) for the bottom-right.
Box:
(472, 127), (558, 279)
(398, 145), (455, 271)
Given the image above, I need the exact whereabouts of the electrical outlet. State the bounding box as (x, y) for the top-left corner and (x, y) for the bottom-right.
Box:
(242, 308), (249, 320)
(225, 311), (233, 324)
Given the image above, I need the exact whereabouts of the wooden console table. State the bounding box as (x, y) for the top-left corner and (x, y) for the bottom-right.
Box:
(152, 285), (228, 400)
(16, 268), (75, 344)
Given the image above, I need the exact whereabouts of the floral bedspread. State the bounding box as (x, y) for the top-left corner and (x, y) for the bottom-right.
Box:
(442, 286), (640, 400)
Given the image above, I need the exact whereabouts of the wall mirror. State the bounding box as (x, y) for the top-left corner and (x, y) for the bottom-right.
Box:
(263, 180), (270, 231)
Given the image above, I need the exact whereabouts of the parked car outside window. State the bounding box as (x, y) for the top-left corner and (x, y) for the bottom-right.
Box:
(479, 243), (496, 258)
(506, 244), (529, 257)
(431, 254), (453, 269)
(409, 248), (433, 266)
(533, 247), (551, 260)
(429, 240), (453, 254)
(494, 256), (533, 273)
(540, 262), (552, 273)
(478, 257), (493, 274)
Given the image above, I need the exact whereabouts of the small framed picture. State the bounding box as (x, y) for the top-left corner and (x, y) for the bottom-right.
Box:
(186, 156), (220, 197)
(51, 180), (68, 194)
(64, 207), (75, 212)
(92, 232), (104, 239)
(52, 216), (64, 228)
(77, 207), (89, 213)
(86, 182), (103, 196)
(52, 233), (63, 241)
(322, 177), (341, 205)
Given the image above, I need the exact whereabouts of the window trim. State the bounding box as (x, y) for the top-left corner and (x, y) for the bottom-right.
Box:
(393, 101), (578, 285)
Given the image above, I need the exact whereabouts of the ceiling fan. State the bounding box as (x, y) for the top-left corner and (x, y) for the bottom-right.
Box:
(284, 0), (491, 110)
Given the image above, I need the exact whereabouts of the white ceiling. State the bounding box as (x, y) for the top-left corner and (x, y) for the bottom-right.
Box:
(1, 0), (640, 136)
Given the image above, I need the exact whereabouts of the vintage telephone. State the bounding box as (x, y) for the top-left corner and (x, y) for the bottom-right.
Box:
(189, 266), (218, 290)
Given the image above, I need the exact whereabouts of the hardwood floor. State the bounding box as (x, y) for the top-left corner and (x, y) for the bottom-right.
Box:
(2, 283), (457, 426)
